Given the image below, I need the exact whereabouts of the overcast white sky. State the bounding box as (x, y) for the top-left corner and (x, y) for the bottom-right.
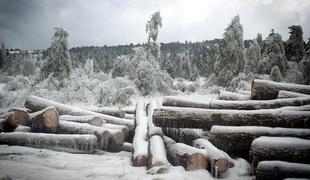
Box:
(0, 0), (309, 49)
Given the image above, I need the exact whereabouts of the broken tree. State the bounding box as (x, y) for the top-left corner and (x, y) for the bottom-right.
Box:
(153, 107), (310, 129)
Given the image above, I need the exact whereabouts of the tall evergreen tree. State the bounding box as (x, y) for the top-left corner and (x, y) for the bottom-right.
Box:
(285, 25), (305, 63)
(214, 15), (246, 86)
(245, 39), (261, 74)
(41, 27), (72, 81)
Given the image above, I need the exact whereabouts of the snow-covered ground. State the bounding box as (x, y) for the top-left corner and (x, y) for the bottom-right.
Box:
(0, 145), (253, 180)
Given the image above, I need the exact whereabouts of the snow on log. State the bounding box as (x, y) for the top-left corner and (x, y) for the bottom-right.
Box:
(238, 91), (251, 95)
(256, 161), (310, 180)
(124, 113), (135, 120)
(24, 95), (134, 128)
(13, 125), (31, 132)
(147, 100), (163, 137)
(217, 90), (251, 101)
(27, 107), (59, 133)
(57, 121), (124, 152)
(59, 115), (105, 127)
(279, 105), (310, 111)
(277, 90), (310, 99)
(148, 135), (169, 169)
(0, 132), (98, 154)
(132, 100), (148, 166)
(162, 128), (201, 145)
(208, 126), (310, 159)
(0, 108), (29, 132)
(250, 137), (310, 168)
(85, 107), (125, 118)
(122, 106), (136, 114)
(193, 138), (234, 178)
(121, 142), (133, 152)
(162, 96), (310, 110)
(251, 79), (310, 100)
(153, 107), (310, 129)
(163, 136), (208, 171)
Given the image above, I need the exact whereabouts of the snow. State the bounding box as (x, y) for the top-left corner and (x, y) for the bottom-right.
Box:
(132, 100), (148, 158)
(210, 125), (310, 137)
(0, 145), (253, 180)
(257, 160), (310, 173)
(252, 136), (310, 149)
(149, 135), (169, 166)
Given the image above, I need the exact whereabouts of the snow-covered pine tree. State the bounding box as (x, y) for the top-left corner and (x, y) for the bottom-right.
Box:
(214, 15), (246, 86)
(269, 65), (282, 82)
(40, 27), (72, 82)
(301, 39), (310, 84)
(258, 29), (288, 75)
(285, 25), (305, 63)
(245, 39), (261, 75)
(256, 33), (263, 48)
(146, 11), (162, 58)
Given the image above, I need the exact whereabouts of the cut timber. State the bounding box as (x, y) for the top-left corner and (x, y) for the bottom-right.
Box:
(162, 96), (310, 110)
(122, 106), (136, 114)
(24, 95), (133, 128)
(59, 115), (104, 127)
(148, 135), (169, 169)
(250, 137), (310, 168)
(146, 100), (169, 172)
(162, 128), (201, 145)
(193, 138), (234, 178)
(121, 142), (133, 152)
(28, 107), (59, 133)
(163, 136), (208, 171)
(153, 107), (310, 129)
(57, 121), (124, 152)
(0, 108), (29, 132)
(208, 126), (310, 159)
(132, 100), (148, 166)
(0, 132), (97, 154)
(124, 113), (135, 120)
(13, 125), (31, 132)
(256, 161), (310, 180)
(277, 90), (309, 99)
(85, 107), (125, 118)
(251, 79), (310, 100)
(218, 90), (250, 101)
(102, 123), (129, 140)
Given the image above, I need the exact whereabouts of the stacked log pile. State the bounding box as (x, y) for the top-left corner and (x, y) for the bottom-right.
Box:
(153, 80), (310, 178)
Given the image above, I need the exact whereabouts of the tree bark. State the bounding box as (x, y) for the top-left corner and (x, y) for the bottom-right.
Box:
(162, 128), (201, 145)
(24, 95), (133, 128)
(277, 90), (310, 99)
(218, 90), (251, 101)
(27, 107), (59, 133)
(193, 138), (234, 178)
(153, 107), (310, 129)
(250, 137), (310, 169)
(59, 115), (105, 127)
(256, 161), (310, 180)
(132, 100), (148, 166)
(251, 79), (310, 100)
(162, 96), (310, 110)
(208, 125), (310, 159)
(85, 107), (125, 118)
(163, 136), (208, 171)
(0, 132), (98, 154)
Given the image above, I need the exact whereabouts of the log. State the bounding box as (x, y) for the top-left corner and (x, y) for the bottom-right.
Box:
(153, 107), (310, 129)
(256, 161), (310, 180)
(124, 113), (135, 120)
(13, 125), (31, 132)
(279, 105), (310, 111)
(277, 90), (310, 99)
(132, 100), (148, 166)
(57, 121), (124, 152)
(250, 137), (310, 168)
(238, 91), (251, 95)
(193, 138), (234, 178)
(0, 132), (98, 154)
(122, 106), (136, 114)
(24, 95), (133, 128)
(59, 115), (105, 126)
(218, 90), (251, 101)
(146, 100), (169, 172)
(208, 125), (310, 159)
(163, 136), (208, 171)
(162, 96), (310, 110)
(85, 106), (125, 118)
(121, 142), (133, 152)
(27, 107), (59, 133)
(102, 123), (129, 140)
(162, 128), (201, 145)
(0, 108), (29, 132)
(251, 79), (310, 100)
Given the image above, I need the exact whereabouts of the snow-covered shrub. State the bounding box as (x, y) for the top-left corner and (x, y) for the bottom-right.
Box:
(3, 76), (30, 91)
(269, 66), (282, 82)
(135, 60), (157, 95)
(226, 73), (251, 92)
